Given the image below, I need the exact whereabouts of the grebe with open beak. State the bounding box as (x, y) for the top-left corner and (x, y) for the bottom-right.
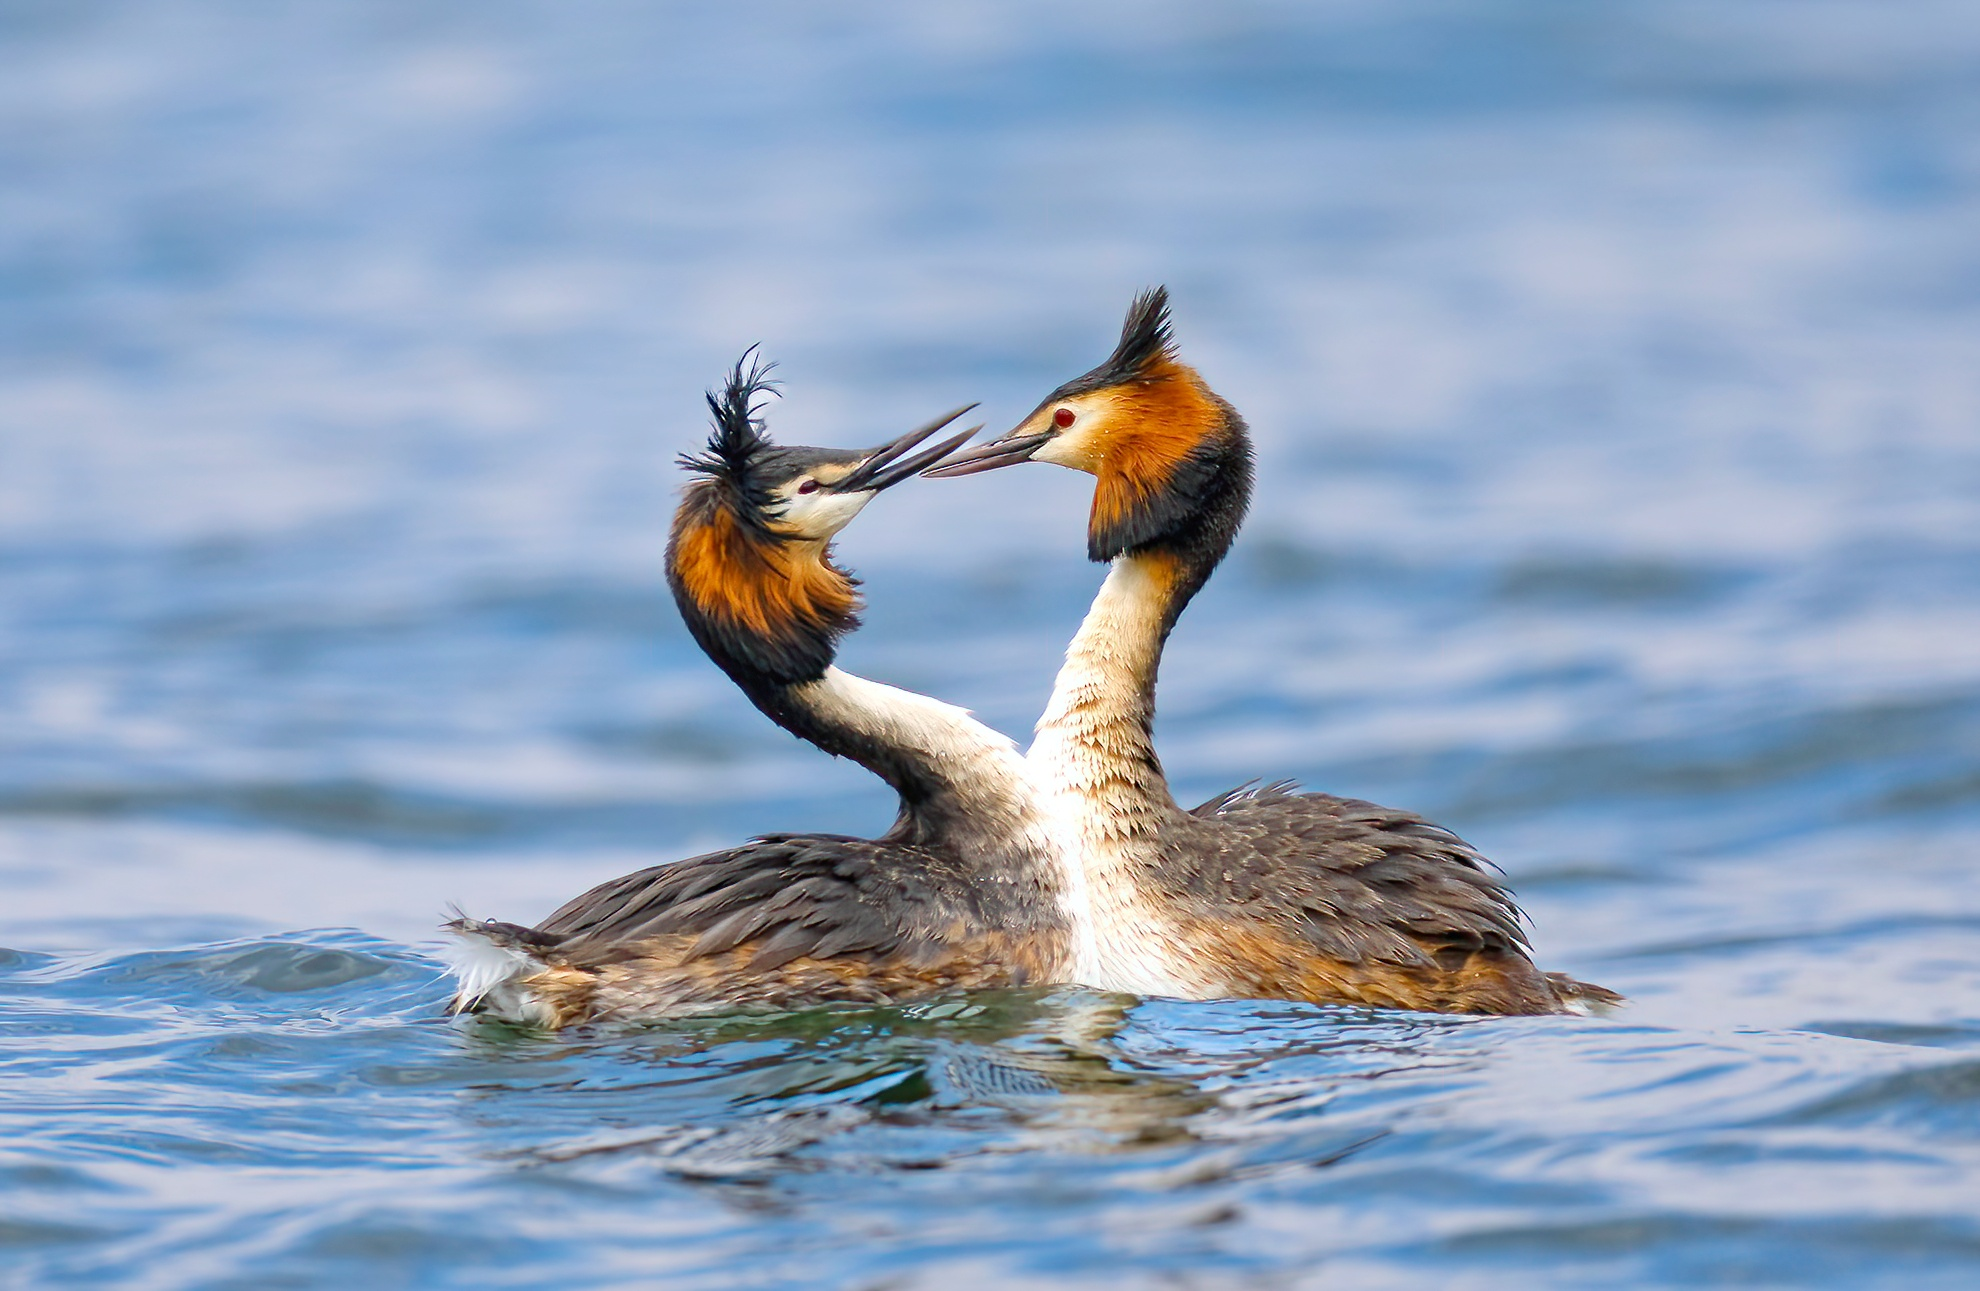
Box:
(446, 355), (1077, 1025)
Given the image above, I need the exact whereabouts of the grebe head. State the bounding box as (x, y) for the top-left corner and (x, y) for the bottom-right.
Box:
(667, 349), (979, 686)
(926, 287), (1251, 563)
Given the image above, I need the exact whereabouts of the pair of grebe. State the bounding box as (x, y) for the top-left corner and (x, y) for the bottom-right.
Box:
(447, 290), (1617, 1025)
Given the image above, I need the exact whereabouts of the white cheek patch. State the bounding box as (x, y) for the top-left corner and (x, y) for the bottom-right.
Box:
(780, 490), (875, 537)
(1032, 408), (1105, 472)
(813, 491), (875, 532)
(1033, 436), (1088, 469)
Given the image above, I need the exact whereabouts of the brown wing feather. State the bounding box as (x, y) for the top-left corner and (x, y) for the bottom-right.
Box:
(463, 833), (1059, 1025)
(1176, 785), (1573, 1013)
(538, 834), (958, 967)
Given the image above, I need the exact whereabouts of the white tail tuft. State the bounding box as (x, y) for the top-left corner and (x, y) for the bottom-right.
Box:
(440, 915), (543, 1014)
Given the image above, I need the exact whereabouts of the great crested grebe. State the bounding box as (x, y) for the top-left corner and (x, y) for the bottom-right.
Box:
(446, 356), (1075, 1025)
(929, 289), (1618, 1015)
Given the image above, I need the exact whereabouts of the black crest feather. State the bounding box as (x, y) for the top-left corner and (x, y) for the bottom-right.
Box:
(678, 347), (780, 513)
(1053, 286), (1179, 400)
(1107, 285), (1177, 379)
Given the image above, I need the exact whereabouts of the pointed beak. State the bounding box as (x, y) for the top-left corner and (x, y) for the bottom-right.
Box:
(918, 428), (1054, 478)
(832, 404), (984, 493)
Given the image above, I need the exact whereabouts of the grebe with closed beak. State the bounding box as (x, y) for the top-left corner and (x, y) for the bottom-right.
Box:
(446, 355), (1076, 1025)
(930, 289), (1618, 1016)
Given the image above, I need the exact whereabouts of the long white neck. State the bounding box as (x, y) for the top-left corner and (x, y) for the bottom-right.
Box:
(1030, 554), (1178, 832)
(1028, 553), (1193, 991)
(789, 669), (1078, 962)
(793, 667), (1046, 846)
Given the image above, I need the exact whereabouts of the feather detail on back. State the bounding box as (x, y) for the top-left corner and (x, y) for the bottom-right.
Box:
(1189, 778), (1302, 817)
(444, 821), (1070, 1027)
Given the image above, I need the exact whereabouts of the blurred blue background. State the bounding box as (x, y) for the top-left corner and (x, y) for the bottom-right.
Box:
(4, 2), (1980, 1287)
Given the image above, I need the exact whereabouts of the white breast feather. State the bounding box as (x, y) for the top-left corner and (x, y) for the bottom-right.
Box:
(1029, 558), (1213, 999)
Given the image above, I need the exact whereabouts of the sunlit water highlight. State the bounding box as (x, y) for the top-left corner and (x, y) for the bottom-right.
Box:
(3, 2), (1979, 1287)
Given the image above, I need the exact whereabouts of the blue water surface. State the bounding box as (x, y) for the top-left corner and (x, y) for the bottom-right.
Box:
(4, 2), (1980, 1287)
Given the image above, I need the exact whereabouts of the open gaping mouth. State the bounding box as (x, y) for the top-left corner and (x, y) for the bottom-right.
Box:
(834, 404), (985, 492)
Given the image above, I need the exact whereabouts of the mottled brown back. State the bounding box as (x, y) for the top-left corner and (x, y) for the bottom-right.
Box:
(1168, 783), (1589, 1014)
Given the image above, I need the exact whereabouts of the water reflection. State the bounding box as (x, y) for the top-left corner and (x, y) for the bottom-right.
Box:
(457, 993), (1215, 1179)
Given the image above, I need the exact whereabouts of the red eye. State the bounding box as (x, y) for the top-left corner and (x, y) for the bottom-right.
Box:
(1052, 407), (1076, 429)
(796, 479), (819, 495)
